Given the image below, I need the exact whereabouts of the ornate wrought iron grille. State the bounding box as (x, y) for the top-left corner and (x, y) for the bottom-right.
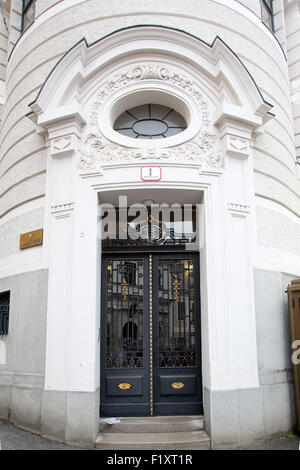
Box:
(0, 291), (10, 335)
(114, 104), (187, 139)
(157, 258), (196, 368)
(105, 259), (144, 368)
(102, 206), (196, 250)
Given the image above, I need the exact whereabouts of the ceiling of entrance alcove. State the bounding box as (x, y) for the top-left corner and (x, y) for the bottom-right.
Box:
(98, 188), (203, 206)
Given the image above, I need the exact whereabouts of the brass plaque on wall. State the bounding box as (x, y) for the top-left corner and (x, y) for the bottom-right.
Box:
(19, 229), (43, 250)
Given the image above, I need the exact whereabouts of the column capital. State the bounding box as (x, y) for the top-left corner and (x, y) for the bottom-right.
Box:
(213, 104), (267, 158)
(29, 109), (86, 157)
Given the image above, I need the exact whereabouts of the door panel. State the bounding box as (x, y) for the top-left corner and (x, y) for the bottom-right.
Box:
(159, 374), (197, 395)
(153, 254), (203, 415)
(100, 253), (202, 417)
(100, 255), (150, 417)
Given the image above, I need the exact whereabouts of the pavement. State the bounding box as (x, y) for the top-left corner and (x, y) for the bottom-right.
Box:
(239, 433), (299, 450)
(0, 419), (78, 450)
(0, 418), (299, 450)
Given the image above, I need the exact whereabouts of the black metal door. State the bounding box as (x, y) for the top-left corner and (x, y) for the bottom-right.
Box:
(100, 253), (202, 417)
(100, 255), (150, 416)
(152, 254), (202, 415)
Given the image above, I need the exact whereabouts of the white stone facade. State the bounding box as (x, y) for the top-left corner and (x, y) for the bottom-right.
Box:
(0, 0), (299, 448)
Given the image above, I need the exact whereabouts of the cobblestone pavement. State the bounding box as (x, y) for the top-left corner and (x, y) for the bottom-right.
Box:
(0, 419), (299, 450)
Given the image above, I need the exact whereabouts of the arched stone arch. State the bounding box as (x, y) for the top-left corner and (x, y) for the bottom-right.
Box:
(27, 26), (273, 177)
(29, 25), (272, 120)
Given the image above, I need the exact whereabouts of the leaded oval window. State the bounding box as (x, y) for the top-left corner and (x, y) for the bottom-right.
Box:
(113, 104), (187, 139)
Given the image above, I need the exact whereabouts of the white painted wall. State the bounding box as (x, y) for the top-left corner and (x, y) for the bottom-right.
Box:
(36, 0), (62, 17)
(0, 0), (9, 80)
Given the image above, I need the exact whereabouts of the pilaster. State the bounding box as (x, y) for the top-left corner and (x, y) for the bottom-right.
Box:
(42, 114), (95, 392)
(213, 111), (260, 390)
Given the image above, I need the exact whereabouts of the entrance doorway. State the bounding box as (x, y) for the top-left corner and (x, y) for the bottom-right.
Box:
(100, 253), (202, 417)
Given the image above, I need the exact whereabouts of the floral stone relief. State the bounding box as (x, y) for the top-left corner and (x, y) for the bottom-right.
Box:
(78, 64), (224, 170)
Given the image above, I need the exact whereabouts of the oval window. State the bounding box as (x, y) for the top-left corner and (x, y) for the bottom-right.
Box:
(113, 104), (187, 139)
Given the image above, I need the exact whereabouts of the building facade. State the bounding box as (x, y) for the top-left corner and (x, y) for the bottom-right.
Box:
(0, 0), (299, 449)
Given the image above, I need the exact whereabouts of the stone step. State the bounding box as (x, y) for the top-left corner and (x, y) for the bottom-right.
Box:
(99, 415), (204, 433)
(95, 430), (210, 450)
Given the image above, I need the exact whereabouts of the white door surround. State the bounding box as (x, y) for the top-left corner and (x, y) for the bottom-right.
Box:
(27, 25), (273, 437)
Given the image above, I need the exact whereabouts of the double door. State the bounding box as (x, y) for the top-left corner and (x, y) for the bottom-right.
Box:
(100, 253), (202, 416)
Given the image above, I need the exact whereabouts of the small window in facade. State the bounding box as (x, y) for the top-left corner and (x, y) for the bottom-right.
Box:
(21, 0), (35, 32)
(0, 291), (10, 335)
(114, 104), (187, 140)
(261, 0), (274, 32)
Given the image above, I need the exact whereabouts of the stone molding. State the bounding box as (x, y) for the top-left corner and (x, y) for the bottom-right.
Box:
(228, 202), (250, 217)
(51, 202), (74, 218)
(78, 62), (226, 170)
(50, 136), (74, 156)
(89, 63), (209, 128)
(78, 129), (224, 170)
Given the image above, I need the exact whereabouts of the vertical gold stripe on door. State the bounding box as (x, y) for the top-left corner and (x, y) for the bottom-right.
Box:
(149, 254), (154, 416)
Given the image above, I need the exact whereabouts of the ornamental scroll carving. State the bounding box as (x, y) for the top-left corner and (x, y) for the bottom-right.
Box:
(78, 130), (224, 169)
(78, 63), (224, 170)
(89, 64), (210, 127)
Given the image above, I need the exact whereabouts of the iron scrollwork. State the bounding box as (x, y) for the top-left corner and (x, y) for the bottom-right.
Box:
(158, 258), (196, 368)
(106, 259), (144, 369)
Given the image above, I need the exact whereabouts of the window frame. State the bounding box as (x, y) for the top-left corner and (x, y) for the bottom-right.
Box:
(0, 291), (10, 336)
(21, 0), (35, 33)
(113, 103), (187, 140)
(261, 0), (275, 32)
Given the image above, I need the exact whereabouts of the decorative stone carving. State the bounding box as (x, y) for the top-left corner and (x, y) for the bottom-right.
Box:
(78, 130), (224, 170)
(53, 137), (72, 151)
(89, 63), (209, 128)
(229, 137), (248, 152)
(222, 134), (250, 158)
(79, 62), (224, 171)
(51, 202), (74, 218)
(228, 203), (250, 218)
(51, 202), (74, 212)
(50, 135), (74, 156)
